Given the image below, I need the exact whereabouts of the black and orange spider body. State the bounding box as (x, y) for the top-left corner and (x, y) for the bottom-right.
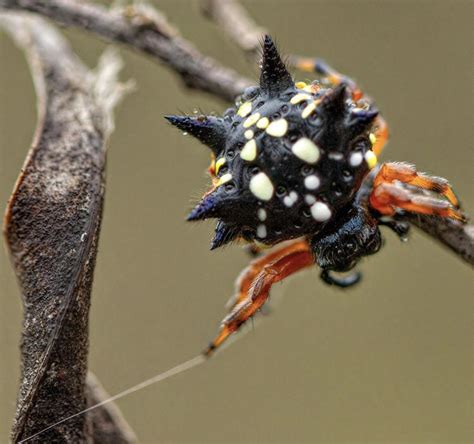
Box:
(166, 36), (465, 356)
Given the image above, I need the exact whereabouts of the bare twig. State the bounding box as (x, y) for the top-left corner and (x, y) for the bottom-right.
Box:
(200, 0), (265, 58)
(86, 373), (138, 444)
(0, 0), (253, 102)
(408, 215), (474, 265)
(1, 13), (133, 443)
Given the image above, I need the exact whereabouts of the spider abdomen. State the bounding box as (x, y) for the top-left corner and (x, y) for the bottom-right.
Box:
(167, 36), (379, 247)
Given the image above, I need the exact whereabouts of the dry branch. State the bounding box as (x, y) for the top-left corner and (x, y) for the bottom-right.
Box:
(200, 0), (265, 58)
(1, 13), (134, 443)
(408, 215), (474, 265)
(0, 0), (253, 102)
(86, 373), (138, 444)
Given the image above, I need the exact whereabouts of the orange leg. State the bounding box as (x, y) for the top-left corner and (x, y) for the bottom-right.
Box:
(370, 164), (465, 221)
(373, 162), (460, 207)
(289, 56), (363, 100)
(204, 240), (314, 357)
(226, 243), (294, 311)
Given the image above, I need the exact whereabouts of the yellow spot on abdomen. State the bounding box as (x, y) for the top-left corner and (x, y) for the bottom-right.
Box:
(243, 112), (261, 128)
(365, 151), (377, 169)
(240, 139), (257, 161)
(266, 119), (288, 137)
(256, 117), (270, 129)
(216, 173), (232, 187)
(215, 157), (226, 175)
(290, 93), (312, 105)
(237, 101), (252, 117)
(301, 102), (316, 119)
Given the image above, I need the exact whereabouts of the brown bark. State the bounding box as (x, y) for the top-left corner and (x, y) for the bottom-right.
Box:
(1, 13), (134, 443)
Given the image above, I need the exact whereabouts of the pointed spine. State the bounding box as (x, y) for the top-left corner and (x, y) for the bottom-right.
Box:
(210, 221), (240, 250)
(319, 84), (348, 122)
(165, 115), (228, 155)
(259, 35), (293, 96)
(187, 187), (233, 221)
(347, 108), (378, 137)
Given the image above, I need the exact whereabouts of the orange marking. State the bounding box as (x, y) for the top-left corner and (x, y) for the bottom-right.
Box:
(372, 116), (389, 156)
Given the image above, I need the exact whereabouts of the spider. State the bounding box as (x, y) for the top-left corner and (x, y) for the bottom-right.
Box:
(166, 36), (465, 357)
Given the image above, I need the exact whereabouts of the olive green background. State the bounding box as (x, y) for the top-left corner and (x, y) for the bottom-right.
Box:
(1, 1), (473, 442)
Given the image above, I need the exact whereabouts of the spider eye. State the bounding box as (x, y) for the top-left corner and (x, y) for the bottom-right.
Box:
(276, 185), (287, 196)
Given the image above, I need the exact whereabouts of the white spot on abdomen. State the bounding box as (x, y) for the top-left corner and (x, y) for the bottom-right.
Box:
(283, 191), (299, 207)
(305, 194), (316, 205)
(292, 138), (320, 164)
(240, 139), (257, 161)
(328, 152), (343, 160)
(304, 175), (320, 190)
(257, 224), (267, 238)
(349, 152), (363, 167)
(310, 202), (332, 222)
(258, 208), (267, 221)
(250, 172), (274, 201)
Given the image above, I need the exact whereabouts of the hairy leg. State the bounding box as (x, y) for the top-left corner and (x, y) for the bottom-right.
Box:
(205, 240), (314, 357)
(372, 162), (461, 209)
(370, 163), (465, 221)
(288, 56), (363, 100)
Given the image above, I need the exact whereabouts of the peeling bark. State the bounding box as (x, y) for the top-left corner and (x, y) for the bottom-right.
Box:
(1, 14), (134, 443)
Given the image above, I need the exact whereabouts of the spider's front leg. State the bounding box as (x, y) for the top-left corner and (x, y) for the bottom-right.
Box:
(204, 240), (314, 357)
(288, 56), (360, 96)
(370, 162), (465, 220)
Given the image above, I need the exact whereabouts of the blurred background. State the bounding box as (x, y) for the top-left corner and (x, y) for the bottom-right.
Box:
(1, 1), (473, 442)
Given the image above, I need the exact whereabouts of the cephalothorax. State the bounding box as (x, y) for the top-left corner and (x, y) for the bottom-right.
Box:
(167, 36), (465, 356)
